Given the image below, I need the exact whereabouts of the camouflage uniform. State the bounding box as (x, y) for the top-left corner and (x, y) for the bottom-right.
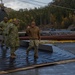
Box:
(0, 21), (9, 46)
(5, 23), (20, 55)
(26, 26), (40, 57)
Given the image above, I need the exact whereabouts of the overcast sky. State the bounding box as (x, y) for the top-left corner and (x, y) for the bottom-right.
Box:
(1, 0), (53, 10)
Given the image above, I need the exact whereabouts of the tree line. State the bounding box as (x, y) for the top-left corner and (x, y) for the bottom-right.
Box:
(8, 0), (75, 31)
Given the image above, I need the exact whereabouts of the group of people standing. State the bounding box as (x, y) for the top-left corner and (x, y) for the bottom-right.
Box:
(0, 17), (20, 58)
(0, 17), (41, 59)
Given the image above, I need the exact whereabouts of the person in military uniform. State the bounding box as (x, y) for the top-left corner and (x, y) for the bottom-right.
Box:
(5, 19), (20, 58)
(26, 21), (41, 58)
(0, 17), (8, 48)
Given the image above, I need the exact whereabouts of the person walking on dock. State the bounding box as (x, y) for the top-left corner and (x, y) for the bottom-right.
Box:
(5, 19), (20, 58)
(26, 21), (41, 59)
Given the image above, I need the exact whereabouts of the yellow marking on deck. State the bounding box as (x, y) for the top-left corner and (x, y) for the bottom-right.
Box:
(0, 59), (75, 74)
(40, 40), (75, 44)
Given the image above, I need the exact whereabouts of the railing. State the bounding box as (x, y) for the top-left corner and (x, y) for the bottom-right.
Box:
(19, 34), (75, 40)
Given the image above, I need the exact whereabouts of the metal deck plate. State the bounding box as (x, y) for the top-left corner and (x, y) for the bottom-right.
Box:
(0, 44), (75, 71)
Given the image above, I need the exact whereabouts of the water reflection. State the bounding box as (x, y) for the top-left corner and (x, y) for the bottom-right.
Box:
(26, 57), (37, 65)
(8, 57), (15, 70)
(1, 46), (8, 58)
